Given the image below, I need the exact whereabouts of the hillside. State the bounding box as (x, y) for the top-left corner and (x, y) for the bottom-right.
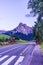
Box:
(4, 23), (33, 35)
(3, 23), (34, 40)
(12, 23), (33, 35)
(0, 34), (10, 40)
(0, 30), (6, 34)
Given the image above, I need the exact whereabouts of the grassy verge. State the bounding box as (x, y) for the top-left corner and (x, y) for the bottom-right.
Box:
(15, 39), (28, 44)
(40, 42), (43, 51)
(0, 42), (9, 46)
(0, 34), (10, 39)
(0, 40), (28, 46)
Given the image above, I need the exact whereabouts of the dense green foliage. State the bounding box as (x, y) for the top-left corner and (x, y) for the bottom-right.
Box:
(28, 0), (43, 43)
(33, 16), (43, 42)
(28, 0), (43, 16)
(11, 34), (20, 40)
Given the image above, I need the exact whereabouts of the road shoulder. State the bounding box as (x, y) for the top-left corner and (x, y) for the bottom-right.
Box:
(29, 45), (43, 65)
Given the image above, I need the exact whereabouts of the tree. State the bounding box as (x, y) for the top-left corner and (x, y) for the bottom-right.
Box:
(33, 17), (43, 43)
(11, 34), (19, 40)
(28, 0), (43, 16)
(28, 0), (43, 44)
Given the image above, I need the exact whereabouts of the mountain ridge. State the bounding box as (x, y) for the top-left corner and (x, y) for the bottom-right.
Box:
(0, 23), (33, 40)
(0, 23), (33, 35)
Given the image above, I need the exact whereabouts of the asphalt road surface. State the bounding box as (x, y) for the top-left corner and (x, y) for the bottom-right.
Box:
(0, 42), (35, 65)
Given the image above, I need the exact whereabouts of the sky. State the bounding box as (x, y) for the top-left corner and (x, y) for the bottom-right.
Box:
(0, 0), (37, 31)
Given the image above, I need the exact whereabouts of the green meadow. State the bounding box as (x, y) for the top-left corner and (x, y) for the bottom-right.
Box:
(0, 34), (10, 39)
(15, 39), (28, 44)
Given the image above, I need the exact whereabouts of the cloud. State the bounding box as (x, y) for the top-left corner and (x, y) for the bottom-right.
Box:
(25, 13), (35, 17)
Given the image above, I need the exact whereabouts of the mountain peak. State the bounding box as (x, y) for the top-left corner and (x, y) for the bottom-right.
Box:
(19, 22), (23, 26)
(3, 23), (33, 40)
(1, 23), (33, 35)
(14, 23), (33, 35)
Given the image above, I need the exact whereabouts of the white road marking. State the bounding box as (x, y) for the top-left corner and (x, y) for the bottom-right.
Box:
(14, 56), (24, 65)
(1, 56), (16, 65)
(20, 46), (30, 55)
(0, 44), (16, 49)
(0, 46), (20, 54)
(0, 46), (10, 49)
(0, 55), (8, 61)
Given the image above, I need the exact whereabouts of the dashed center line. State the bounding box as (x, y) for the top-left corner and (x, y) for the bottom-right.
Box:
(0, 46), (21, 55)
(20, 46), (30, 55)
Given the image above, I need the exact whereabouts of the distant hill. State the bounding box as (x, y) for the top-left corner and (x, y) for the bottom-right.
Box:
(3, 23), (33, 35)
(14, 32), (34, 41)
(0, 30), (6, 34)
(3, 23), (34, 40)
(0, 34), (10, 40)
(12, 23), (33, 35)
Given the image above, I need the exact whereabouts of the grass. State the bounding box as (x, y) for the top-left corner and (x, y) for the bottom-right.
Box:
(0, 42), (8, 46)
(0, 34), (10, 46)
(15, 39), (28, 44)
(0, 34), (10, 39)
(0, 40), (28, 46)
(40, 42), (43, 51)
(0, 34), (28, 45)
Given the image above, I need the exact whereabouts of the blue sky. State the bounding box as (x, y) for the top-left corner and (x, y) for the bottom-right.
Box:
(0, 0), (37, 31)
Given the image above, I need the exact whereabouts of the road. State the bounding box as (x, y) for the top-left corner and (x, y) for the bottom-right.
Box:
(0, 42), (35, 65)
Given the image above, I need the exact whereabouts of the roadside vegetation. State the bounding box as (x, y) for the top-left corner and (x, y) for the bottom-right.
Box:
(15, 39), (28, 44)
(0, 34), (27, 46)
(28, 0), (43, 45)
(40, 42), (43, 51)
(0, 34), (10, 39)
(28, 0), (43, 52)
(0, 34), (10, 46)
